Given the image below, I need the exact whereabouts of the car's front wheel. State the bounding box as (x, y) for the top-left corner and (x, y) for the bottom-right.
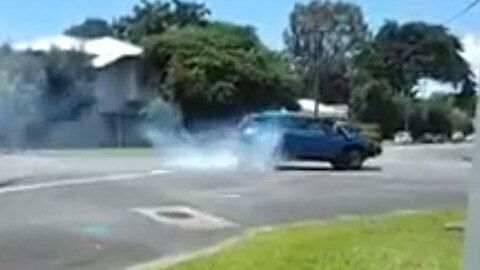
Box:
(333, 148), (365, 170)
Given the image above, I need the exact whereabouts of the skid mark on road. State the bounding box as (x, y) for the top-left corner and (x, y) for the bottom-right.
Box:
(0, 170), (169, 195)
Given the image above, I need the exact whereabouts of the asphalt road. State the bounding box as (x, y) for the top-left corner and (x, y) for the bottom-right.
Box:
(0, 143), (472, 270)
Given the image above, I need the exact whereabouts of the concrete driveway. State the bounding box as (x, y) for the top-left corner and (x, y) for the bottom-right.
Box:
(0, 144), (472, 270)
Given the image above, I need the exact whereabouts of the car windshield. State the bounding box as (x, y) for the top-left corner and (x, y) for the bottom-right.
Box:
(334, 124), (352, 138)
(241, 114), (302, 129)
(0, 1), (478, 270)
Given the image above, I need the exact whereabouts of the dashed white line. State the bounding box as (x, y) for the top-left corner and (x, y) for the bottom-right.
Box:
(0, 170), (169, 194)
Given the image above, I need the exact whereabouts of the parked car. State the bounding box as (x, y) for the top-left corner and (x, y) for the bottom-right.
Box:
(465, 134), (475, 143)
(394, 131), (413, 145)
(418, 133), (447, 144)
(238, 112), (382, 170)
(451, 131), (465, 143)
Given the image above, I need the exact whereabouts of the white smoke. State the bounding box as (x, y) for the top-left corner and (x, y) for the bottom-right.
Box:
(142, 100), (282, 171)
(145, 128), (239, 170)
(0, 50), (108, 150)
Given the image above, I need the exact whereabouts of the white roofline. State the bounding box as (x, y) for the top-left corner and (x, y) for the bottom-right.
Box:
(12, 35), (143, 68)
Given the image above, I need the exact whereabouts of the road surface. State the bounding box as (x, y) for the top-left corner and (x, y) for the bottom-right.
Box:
(0, 144), (472, 270)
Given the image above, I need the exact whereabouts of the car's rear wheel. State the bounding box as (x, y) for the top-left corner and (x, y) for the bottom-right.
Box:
(237, 143), (286, 171)
(269, 144), (289, 170)
(333, 148), (365, 170)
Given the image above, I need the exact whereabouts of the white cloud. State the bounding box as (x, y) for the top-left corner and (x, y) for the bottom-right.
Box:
(416, 79), (452, 98)
(462, 34), (480, 79)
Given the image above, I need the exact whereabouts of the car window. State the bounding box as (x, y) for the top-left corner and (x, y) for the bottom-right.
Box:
(293, 118), (331, 134)
(242, 115), (293, 130)
(281, 117), (306, 129)
(311, 121), (332, 134)
(243, 116), (275, 128)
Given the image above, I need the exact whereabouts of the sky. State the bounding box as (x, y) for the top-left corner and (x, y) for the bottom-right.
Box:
(0, 0), (479, 80)
(0, 0), (478, 47)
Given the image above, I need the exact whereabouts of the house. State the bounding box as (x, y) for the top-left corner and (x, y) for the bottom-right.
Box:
(13, 35), (152, 147)
(297, 99), (348, 120)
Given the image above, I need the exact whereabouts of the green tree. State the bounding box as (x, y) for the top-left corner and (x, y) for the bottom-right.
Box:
(361, 21), (475, 97)
(454, 77), (477, 116)
(171, 0), (211, 27)
(112, 0), (210, 43)
(64, 18), (113, 38)
(350, 76), (404, 137)
(450, 107), (471, 133)
(423, 98), (453, 136)
(352, 21), (476, 137)
(407, 95), (470, 139)
(284, 0), (369, 104)
(144, 22), (299, 124)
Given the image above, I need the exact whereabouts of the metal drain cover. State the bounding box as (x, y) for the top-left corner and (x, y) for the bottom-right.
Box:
(157, 210), (194, 220)
(133, 206), (236, 230)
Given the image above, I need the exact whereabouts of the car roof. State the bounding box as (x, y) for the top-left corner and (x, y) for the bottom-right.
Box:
(249, 111), (312, 120)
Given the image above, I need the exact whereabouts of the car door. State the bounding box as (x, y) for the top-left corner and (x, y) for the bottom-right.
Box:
(284, 119), (344, 160)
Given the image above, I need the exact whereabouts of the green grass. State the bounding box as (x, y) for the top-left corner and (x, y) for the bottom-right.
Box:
(155, 211), (464, 270)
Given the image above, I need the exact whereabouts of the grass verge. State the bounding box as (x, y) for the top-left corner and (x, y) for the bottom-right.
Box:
(149, 211), (464, 270)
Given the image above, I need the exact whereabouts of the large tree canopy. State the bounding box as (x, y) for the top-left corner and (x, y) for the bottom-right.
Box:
(284, 0), (369, 103)
(350, 21), (477, 137)
(112, 0), (210, 43)
(144, 22), (299, 123)
(358, 21), (475, 96)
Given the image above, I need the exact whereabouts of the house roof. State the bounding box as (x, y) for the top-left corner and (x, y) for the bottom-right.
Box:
(83, 37), (143, 68)
(12, 35), (143, 68)
(13, 35), (82, 51)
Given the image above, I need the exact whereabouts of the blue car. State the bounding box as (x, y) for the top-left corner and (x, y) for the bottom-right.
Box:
(238, 112), (382, 170)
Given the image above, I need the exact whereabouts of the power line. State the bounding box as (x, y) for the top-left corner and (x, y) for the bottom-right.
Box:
(444, 0), (480, 24)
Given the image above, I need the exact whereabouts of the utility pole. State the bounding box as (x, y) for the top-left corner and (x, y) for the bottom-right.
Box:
(463, 69), (480, 270)
(116, 112), (123, 148)
(313, 66), (320, 119)
(313, 31), (324, 119)
(403, 94), (410, 132)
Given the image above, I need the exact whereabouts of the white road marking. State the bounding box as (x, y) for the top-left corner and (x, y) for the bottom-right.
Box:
(0, 170), (169, 195)
(221, 194), (242, 199)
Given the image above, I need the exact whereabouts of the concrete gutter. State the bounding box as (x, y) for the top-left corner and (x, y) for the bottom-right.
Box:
(125, 227), (275, 270)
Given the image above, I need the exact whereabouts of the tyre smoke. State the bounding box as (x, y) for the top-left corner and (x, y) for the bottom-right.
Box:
(142, 100), (282, 171)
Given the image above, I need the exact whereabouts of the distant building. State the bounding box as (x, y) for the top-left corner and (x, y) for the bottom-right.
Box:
(297, 99), (348, 119)
(13, 35), (152, 147)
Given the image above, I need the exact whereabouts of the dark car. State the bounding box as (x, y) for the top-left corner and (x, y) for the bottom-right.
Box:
(238, 112), (382, 170)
